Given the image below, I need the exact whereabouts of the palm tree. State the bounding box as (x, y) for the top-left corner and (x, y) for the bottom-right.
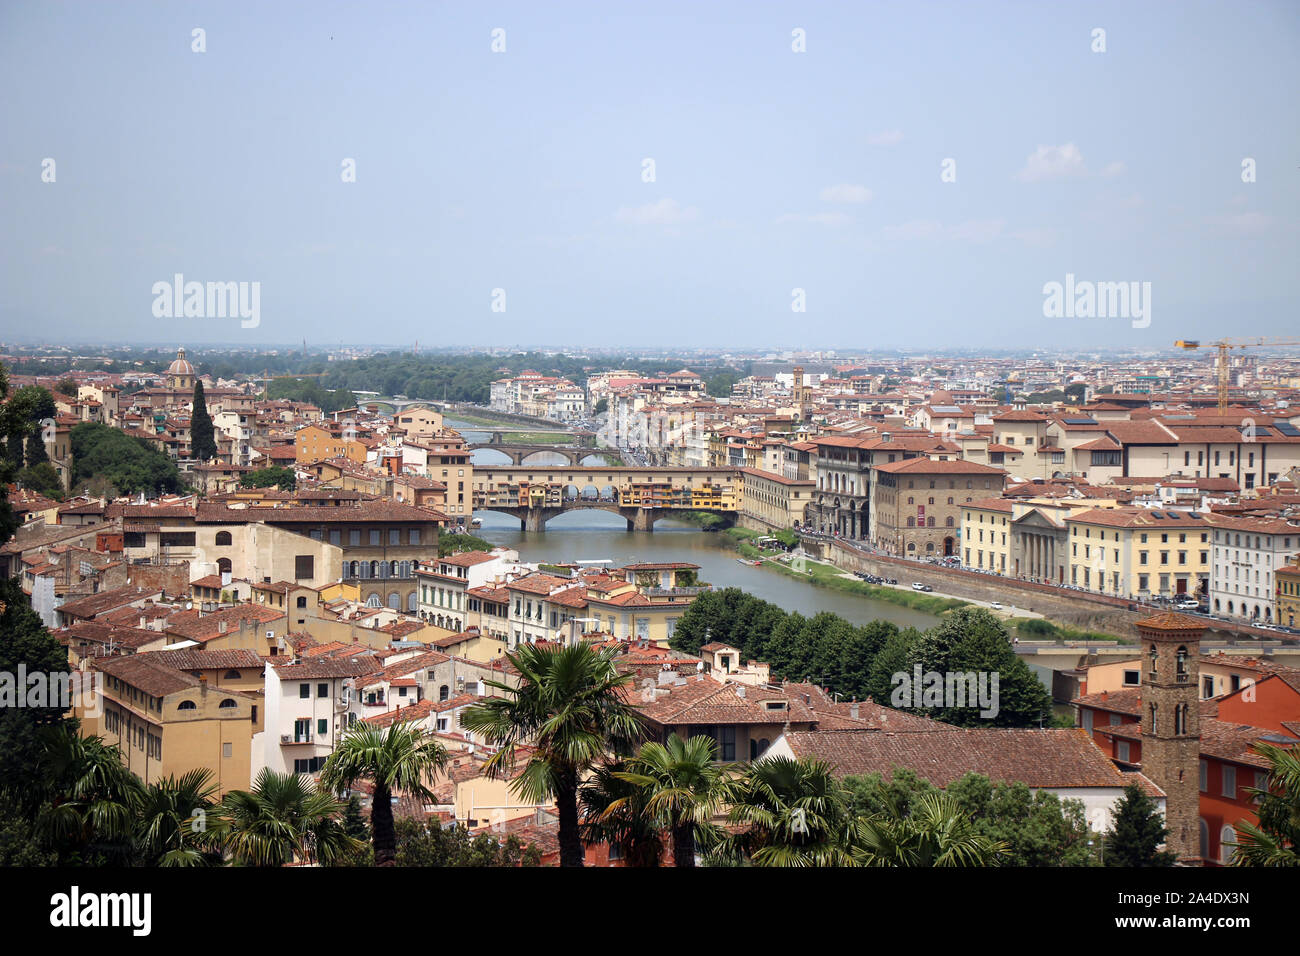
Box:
(213, 768), (359, 867)
(721, 756), (857, 867)
(135, 768), (220, 866)
(1231, 743), (1300, 867)
(580, 761), (665, 866)
(460, 643), (645, 867)
(615, 735), (735, 867)
(852, 789), (1008, 867)
(32, 725), (142, 863)
(320, 719), (449, 866)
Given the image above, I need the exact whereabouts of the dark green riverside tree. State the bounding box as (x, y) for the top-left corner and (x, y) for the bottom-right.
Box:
(903, 607), (1052, 727)
(1104, 783), (1177, 867)
(190, 380), (217, 461)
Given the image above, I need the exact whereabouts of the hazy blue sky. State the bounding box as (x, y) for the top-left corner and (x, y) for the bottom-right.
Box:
(2, 1), (1296, 350)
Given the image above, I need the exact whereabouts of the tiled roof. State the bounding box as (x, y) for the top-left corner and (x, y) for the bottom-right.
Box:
(781, 727), (1133, 789)
(94, 654), (198, 697)
(145, 648), (265, 671)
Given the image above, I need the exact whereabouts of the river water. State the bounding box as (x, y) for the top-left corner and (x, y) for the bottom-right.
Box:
(453, 423), (936, 630)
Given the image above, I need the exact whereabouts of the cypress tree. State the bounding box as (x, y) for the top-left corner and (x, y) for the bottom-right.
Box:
(1104, 783), (1177, 866)
(190, 380), (217, 461)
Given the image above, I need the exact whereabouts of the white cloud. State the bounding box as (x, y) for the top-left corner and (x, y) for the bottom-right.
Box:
(1016, 143), (1088, 182)
(819, 184), (873, 203)
(614, 198), (699, 226)
(1100, 161), (1126, 178)
(775, 212), (852, 226)
(867, 130), (904, 146)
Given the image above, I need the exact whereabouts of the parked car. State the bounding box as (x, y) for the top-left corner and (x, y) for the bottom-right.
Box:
(911, 582), (933, 592)
(989, 602), (1003, 610)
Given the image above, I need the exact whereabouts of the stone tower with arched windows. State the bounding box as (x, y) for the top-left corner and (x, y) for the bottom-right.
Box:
(1137, 611), (1204, 863)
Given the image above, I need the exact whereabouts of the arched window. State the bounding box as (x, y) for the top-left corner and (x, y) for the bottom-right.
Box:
(296, 596), (307, 609)
(1220, 826), (1237, 865)
(925, 542), (935, 552)
(927, 517), (935, 527)
(215, 531), (232, 546)
(223, 669), (241, 679)
(906, 517), (915, 527)
(387, 592), (400, 610)
(1199, 819), (1209, 860)
(390, 561), (400, 578)
(945, 516), (955, 527)
(177, 700), (197, 710)
(439, 685), (450, 702)
(219, 698), (237, 709)
(407, 592), (418, 612)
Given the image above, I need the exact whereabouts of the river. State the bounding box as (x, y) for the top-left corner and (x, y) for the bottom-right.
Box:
(449, 418), (939, 630)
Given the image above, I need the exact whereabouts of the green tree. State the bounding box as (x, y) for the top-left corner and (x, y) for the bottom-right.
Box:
(615, 734), (734, 867)
(720, 756), (857, 867)
(852, 786), (1009, 867)
(213, 769), (360, 867)
(70, 423), (183, 496)
(190, 380), (217, 461)
(461, 643), (645, 867)
(320, 720), (450, 867)
(1104, 783), (1177, 867)
(17, 462), (64, 500)
(905, 607), (1051, 727)
(393, 818), (542, 867)
(579, 761), (666, 866)
(1230, 744), (1300, 866)
(240, 466), (296, 490)
(2, 384), (56, 470)
(134, 768), (221, 866)
(30, 725), (143, 865)
(0, 581), (73, 815)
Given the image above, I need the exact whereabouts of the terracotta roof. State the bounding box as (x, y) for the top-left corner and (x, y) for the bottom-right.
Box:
(780, 727), (1135, 789)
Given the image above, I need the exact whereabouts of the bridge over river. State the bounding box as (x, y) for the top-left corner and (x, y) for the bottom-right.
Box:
(472, 465), (741, 531)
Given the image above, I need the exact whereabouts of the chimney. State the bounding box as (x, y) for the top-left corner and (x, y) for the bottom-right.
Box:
(199, 675), (208, 696)
(218, 620), (227, 634)
(850, 700), (860, 719)
(139, 616), (146, 629)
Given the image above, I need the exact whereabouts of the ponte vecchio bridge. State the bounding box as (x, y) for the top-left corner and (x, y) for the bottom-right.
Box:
(471, 466), (741, 531)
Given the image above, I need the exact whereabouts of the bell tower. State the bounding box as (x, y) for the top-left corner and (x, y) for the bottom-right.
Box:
(1137, 612), (1203, 863)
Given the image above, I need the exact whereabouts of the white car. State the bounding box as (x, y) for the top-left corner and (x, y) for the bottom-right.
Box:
(989, 602), (1003, 610)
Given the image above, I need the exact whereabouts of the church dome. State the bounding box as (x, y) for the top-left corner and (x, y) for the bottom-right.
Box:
(167, 347), (196, 378)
